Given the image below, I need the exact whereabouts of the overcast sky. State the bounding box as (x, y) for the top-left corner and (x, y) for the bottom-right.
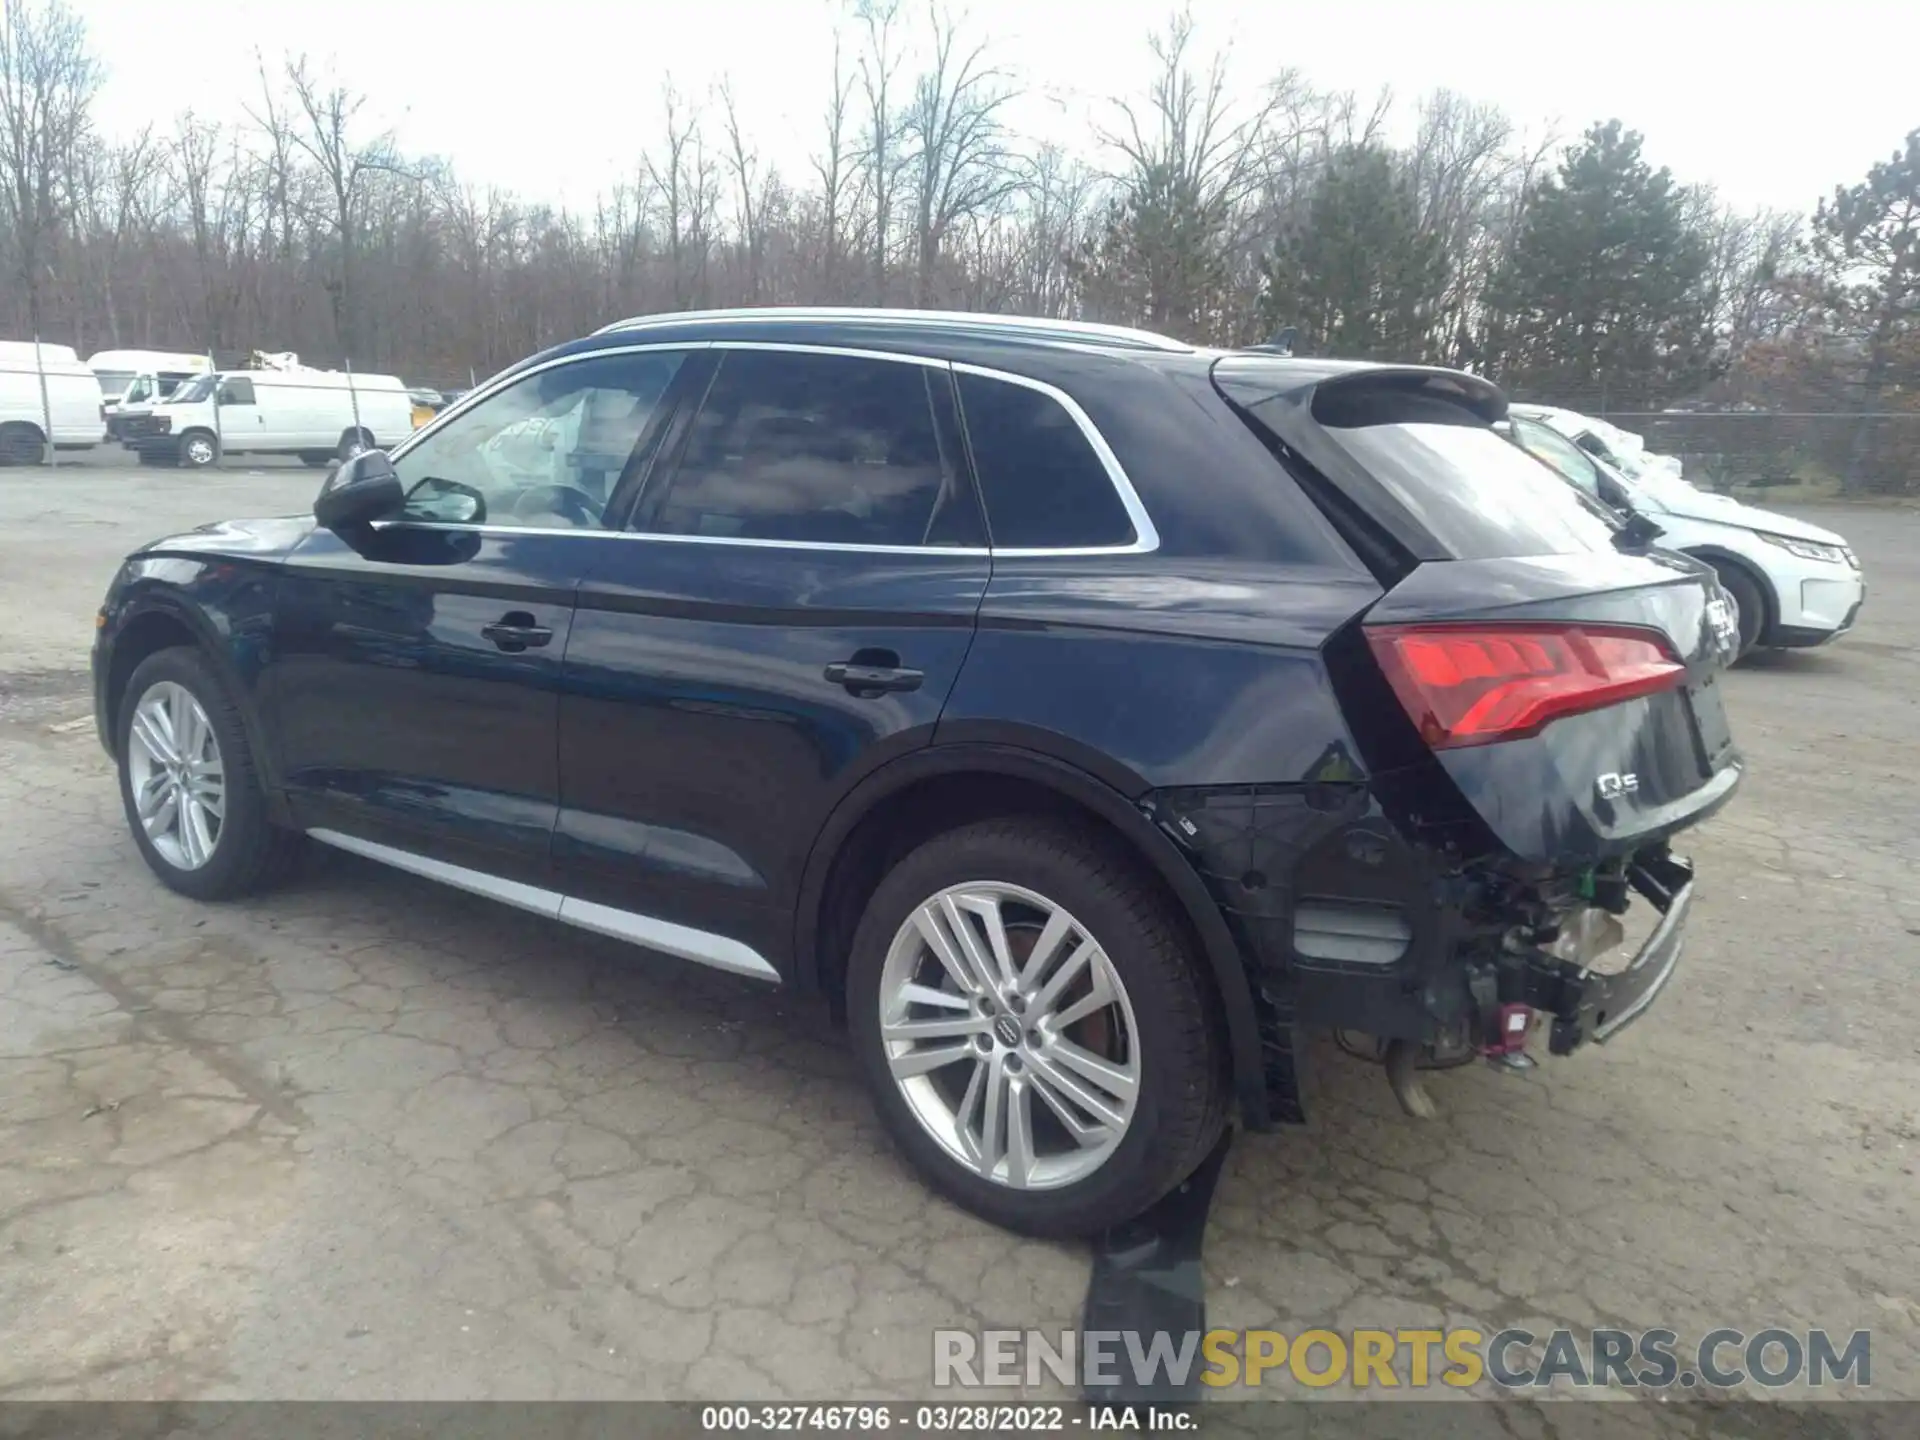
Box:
(73, 0), (1918, 216)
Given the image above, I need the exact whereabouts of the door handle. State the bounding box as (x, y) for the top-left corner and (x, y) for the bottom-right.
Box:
(481, 611), (553, 652)
(825, 659), (924, 695)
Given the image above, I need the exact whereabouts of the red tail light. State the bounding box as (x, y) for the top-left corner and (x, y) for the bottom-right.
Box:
(1366, 623), (1684, 749)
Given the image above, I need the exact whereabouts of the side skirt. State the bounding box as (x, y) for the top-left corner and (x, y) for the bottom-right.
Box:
(306, 827), (782, 984)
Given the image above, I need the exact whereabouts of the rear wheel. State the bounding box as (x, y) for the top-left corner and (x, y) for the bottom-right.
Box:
(1710, 562), (1765, 659)
(847, 818), (1227, 1238)
(178, 430), (218, 469)
(299, 450), (335, 467)
(116, 647), (304, 900)
(0, 422), (44, 466)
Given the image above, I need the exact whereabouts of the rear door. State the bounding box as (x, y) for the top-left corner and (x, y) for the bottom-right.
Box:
(555, 344), (990, 976)
(1215, 362), (1742, 867)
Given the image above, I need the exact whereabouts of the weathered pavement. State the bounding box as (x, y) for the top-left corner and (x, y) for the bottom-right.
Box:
(1, 468), (1915, 1409)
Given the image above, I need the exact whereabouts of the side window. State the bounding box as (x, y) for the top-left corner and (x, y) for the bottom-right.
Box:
(392, 350), (687, 531)
(123, 376), (151, 404)
(637, 349), (968, 547)
(955, 372), (1135, 549)
(217, 378), (256, 406)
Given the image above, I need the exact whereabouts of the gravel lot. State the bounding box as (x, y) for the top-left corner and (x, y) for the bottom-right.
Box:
(1, 461), (1916, 1412)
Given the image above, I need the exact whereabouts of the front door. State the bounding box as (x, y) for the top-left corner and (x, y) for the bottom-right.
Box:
(267, 346), (695, 889)
(556, 345), (991, 976)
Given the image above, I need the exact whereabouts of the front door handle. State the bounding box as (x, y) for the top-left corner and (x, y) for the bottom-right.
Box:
(481, 611), (553, 652)
(825, 658), (924, 695)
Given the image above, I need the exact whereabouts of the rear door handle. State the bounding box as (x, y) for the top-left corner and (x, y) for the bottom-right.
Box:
(481, 611), (554, 652)
(825, 660), (924, 695)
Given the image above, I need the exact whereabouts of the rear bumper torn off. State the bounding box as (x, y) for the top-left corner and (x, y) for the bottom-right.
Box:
(1514, 853), (1694, 1056)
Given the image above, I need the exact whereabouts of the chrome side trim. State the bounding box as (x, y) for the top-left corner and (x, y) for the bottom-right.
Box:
(309, 827), (561, 919)
(555, 897), (779, 981)
(379, 343), (1160, 558)
(306, 827), (781, 983)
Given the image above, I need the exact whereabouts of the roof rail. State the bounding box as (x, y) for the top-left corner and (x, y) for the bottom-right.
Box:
(592, 306), (1193, 354)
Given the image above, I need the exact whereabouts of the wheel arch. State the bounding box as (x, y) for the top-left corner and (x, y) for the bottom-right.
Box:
(793, 742), (1273, 1129)
(1683, 544), (1779, 640)
(105, 594), (291, 822)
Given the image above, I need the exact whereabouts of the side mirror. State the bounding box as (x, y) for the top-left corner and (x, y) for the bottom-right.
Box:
(314, 450), (403, 533)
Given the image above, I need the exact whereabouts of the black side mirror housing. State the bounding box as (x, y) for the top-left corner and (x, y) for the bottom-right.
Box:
(314, 450), (403, 533)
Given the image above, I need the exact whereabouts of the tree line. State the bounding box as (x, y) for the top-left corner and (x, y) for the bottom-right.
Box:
(3, 0), (1916, 487)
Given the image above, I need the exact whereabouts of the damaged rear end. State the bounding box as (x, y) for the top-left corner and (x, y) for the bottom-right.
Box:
(1197, 359), (1744, 1110)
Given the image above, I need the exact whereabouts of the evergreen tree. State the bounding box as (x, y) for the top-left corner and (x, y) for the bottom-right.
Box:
(1483, 121), (1717, 409)
(1809, 128), (1920, 489)
(1259, 144), (1447, 362)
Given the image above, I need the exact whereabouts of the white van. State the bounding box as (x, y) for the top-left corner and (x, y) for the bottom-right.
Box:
(87, 349), (212, 438)
(0, 340), (107, 464)
(118, 366), (413, 468)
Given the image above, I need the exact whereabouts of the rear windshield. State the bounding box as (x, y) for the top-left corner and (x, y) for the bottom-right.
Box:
(1327, 420), (1619, 559)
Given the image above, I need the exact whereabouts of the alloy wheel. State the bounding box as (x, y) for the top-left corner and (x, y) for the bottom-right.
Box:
(183, 435), (215, 466)
(126, 681), (225, 870)
(877, 881), (1140, 1191)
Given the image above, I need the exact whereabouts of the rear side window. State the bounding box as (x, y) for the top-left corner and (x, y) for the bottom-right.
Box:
(641, 349), (973, 548)
(956, 372), (1135, 549)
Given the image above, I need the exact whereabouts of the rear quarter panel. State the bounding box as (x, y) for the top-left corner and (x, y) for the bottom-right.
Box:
(936, 556), (1382, 790)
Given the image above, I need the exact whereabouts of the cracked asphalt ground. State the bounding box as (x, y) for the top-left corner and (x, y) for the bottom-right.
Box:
(1, 462), (1916, 1412)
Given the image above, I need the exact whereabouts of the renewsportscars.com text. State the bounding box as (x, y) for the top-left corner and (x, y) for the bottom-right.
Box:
(933, 1327), (1872, 1391)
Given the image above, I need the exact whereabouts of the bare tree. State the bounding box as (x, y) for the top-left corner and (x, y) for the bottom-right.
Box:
(1084, 9), (1300, 339)
(718, 79), (768, 304)
(277, 55), (404, 357)
(810, 26), (859, 299)
(0, 0), (99, 333)
(903, 4), (1020, 306)
(856, 0), (907, 304)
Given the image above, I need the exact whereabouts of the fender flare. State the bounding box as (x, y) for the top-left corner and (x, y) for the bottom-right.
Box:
(792, 741), (1273, 1128)
(109, 587), (290, 819)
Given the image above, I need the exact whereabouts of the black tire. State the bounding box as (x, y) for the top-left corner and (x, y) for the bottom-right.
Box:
(0, 422), (45, 466)
(299, 450), (335, 467)
(846, 817), (1228, 1238)
(177, 430), (219, 469)
(1711, 562), (1766, 659)
(115, 646), (304, 900)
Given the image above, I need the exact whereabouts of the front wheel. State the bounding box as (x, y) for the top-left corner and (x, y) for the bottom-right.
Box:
(1711, 563), (1765, 660)
(117, 647), (304, 899)
(847, 818), (1227, 1238)
(178, 430), (218, 468)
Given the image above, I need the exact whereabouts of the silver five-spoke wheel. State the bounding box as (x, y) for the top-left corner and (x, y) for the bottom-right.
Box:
(126, 680), (225, 870)
(877, 882), (1140, 1191)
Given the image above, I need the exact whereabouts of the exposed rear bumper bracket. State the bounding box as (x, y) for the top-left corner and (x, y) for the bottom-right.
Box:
(1514, 852), (1695, 1056)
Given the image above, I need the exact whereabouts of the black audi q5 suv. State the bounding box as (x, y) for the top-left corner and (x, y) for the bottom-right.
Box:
(92, 308), (1743, 1236)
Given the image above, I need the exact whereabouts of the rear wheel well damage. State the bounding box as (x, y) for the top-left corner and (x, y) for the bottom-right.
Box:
(798, 756), (1280, 1129)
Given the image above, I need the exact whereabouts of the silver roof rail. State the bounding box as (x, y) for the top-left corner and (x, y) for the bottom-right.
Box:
(591, 306), (1192, 354)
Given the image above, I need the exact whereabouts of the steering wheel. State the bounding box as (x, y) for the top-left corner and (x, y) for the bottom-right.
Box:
(510, 484), (603, 527)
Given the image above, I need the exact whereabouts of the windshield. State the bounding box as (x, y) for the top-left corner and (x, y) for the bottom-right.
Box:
(165, 373), (218, 405)
(95, 370), (135, 398)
